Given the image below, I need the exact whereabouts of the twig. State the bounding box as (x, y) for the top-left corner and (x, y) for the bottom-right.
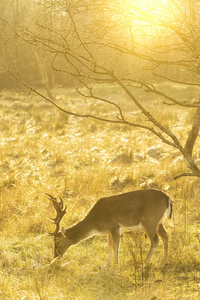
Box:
(174, 172), (200, 180)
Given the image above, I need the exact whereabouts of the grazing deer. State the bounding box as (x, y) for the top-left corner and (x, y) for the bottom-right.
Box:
(47, 189), (172, 265)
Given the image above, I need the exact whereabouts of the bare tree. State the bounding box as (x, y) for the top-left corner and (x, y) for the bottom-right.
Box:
(2, 0), (200, 179)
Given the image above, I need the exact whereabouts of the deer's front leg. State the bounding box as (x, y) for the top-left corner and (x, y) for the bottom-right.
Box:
(110, 227), (121, 264)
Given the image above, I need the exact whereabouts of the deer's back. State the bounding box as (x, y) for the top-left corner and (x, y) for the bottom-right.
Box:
(85, 189), (170, 230)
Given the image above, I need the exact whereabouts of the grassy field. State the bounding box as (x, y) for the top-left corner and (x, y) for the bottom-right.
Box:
(0, 85), (200, 299)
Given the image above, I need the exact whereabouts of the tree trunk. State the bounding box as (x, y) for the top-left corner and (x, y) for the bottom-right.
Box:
(184, 107), (200, 156)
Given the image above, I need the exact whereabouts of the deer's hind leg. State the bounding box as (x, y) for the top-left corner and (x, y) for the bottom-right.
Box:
(144, 223), (159, 265)
(157, 223), (169, 264)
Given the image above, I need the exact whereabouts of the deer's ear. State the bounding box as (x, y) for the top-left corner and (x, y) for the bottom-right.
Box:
(61, 227), (66, 237)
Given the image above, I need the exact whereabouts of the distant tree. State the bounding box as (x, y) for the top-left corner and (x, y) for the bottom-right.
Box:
(2, 0), (200, 179)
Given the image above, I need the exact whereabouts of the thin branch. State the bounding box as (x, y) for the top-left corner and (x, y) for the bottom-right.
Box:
(174, 172), (200, 180)
(76, 86), (125, 121)
(154, 73), (200, 88)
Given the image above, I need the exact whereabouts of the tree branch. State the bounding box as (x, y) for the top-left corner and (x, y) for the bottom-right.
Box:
(174, 172), (200, 180)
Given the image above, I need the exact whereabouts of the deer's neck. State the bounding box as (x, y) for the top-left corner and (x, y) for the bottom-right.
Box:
(65, 219), (97, 245)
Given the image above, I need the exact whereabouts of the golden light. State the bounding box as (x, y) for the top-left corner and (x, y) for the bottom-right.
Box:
(123, 0), (171, 22)
(134, 0), (169, 13)
(118, 0), (174, 39)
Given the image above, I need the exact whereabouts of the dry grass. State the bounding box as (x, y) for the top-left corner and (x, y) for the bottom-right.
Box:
(0, 86), (200, 299)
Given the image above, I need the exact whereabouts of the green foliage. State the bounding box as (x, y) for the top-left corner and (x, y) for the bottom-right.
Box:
(0, 88), (200, 299)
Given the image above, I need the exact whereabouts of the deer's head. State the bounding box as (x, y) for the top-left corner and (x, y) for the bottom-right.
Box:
(46, 193), (71, 258)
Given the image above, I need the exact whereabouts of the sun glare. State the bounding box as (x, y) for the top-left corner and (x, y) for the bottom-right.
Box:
(136, 0), (168, 12)
(119, 0), (173, 37)
(124, 0), (170, 21)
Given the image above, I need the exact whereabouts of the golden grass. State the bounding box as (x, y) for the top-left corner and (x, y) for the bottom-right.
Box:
(0, 87), (200, 299)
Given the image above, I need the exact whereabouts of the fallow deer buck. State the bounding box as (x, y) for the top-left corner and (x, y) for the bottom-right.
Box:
(47, 189), (172, 265)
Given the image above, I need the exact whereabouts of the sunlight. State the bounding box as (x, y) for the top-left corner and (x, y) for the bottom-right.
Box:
(126, 0), (169, 17)
(119, 0), (173, 38)
(135, 0), (168, 12)
(122, 0), (171, 23)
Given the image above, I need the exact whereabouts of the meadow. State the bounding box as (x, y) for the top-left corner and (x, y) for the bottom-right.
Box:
(0, 85), (200, 299)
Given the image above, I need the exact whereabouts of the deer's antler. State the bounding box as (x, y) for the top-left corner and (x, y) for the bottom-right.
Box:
(46, 193), (67, 236)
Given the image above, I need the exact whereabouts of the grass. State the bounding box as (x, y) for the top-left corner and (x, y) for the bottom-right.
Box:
(0, 85), (200, 299)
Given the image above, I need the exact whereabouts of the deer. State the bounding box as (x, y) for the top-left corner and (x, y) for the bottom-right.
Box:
(46, 188), (172, 265)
